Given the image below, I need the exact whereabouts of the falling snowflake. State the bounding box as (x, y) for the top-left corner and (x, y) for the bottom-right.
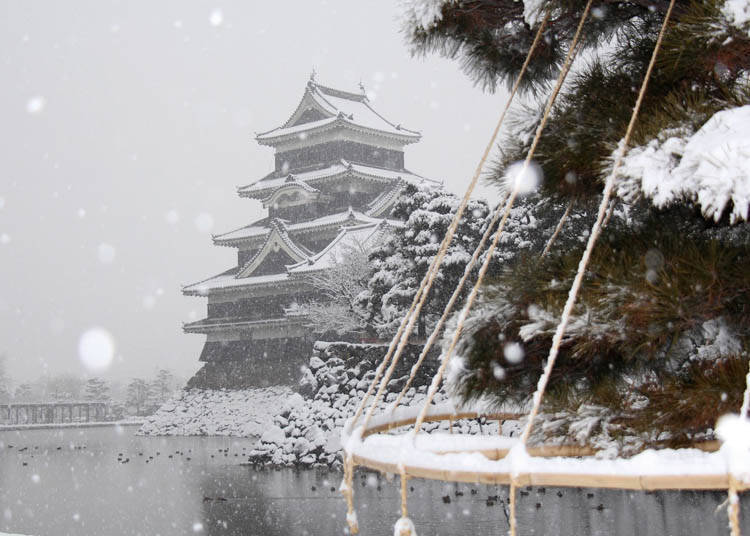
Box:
(142, 295), (156, 310)
(26, 96), (46, 114)
(165, 209), (180, 225)
(194, 212), (214, 233)
(503, 160), (542, 196)
(209, 9), (223, 27)
(97, 242), (116, 264)
(503, 342), (525, 364)
(78, 327), (115, 372)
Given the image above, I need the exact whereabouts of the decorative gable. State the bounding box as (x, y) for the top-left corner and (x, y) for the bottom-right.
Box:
(261, 175), (323, 209)
(236, 220), (309, 278)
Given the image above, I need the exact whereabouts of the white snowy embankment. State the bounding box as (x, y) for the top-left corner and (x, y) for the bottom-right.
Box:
(616, 105), (750, 223)
(138, 386), (291, 437)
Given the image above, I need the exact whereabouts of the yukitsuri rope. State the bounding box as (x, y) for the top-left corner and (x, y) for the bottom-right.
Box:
(389, 192), (508, 412)
(509, 1), (677, 535)
(729, 345), (750, 535)
(358, 12), (552, 432)
(516, 0), (676, 456)
(740, 360), (750, 419)
(541, 199), (574, 257)
(342, 13), (550, 535)
(412, 0), (594, 442)
(342, 454), (358, 534)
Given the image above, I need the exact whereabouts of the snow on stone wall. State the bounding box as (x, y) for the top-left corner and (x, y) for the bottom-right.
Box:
(247, 341), (498, 468)
(138, 386), (292, 437)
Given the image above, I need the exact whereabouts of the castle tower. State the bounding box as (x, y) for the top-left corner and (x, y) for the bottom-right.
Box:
(182, 77), (439, 388)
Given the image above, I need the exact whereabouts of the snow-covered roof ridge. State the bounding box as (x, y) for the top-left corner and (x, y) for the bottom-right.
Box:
(182, 270), (298, 295)
(366, 179), (406, 217)
(211, 216), (274, 245)
(255, 78), (421, 145)
(235, 218), (311, 279)
(287, 221), (390, 275)
(212, 210), (402, 247)
(238, 161), (438, 199)
(182, 266), (241, 295)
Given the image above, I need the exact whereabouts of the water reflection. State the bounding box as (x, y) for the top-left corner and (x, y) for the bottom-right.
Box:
(0, 427), (747, 535)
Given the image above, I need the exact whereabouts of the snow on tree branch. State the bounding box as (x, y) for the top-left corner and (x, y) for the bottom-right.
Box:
(615, 105), (750, 223)
(296, 238), (373, 336)
(722, 0), (750, 36)
(396, 0), (456, 32)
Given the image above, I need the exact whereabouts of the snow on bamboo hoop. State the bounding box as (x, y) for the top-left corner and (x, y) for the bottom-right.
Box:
(342, 411), (748, 492)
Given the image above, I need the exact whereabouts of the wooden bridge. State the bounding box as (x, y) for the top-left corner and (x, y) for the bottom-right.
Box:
(1, 401), (110, 425)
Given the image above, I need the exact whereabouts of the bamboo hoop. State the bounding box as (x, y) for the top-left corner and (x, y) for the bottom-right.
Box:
(344, 410), (737, 491)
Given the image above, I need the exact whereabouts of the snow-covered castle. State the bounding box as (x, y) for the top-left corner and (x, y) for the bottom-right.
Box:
(183, 76), (439, 388)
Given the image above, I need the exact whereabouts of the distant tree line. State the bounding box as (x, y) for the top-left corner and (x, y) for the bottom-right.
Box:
(0, 356), (180, 418)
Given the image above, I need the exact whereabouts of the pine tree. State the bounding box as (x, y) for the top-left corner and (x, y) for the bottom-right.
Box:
(125, 378), (149, 416)
(14, 383), (33, 403)
(84, 377), (110, 401)
(147, 369), (175, 408)
(401, 0), (750, 450)
(360, 184), (492, 338)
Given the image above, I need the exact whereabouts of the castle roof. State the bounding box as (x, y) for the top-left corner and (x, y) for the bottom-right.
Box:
(212, 208), (402, 247)
(287, 221), (390, 276)
(184, 220), (392, 296)
(238, 160), (438, 199)
(255, 80), (420, 146)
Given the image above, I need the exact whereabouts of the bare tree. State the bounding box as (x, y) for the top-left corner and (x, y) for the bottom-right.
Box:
(296, 238), (373, 336)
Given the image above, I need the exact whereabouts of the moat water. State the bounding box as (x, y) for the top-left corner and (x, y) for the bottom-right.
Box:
(0, 426), (747, 536)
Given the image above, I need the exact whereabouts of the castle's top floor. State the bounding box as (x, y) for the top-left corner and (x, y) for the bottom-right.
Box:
(253, 77), (421, 175)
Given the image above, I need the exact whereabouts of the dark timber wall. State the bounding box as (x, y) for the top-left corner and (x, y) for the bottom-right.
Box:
(275, 141), (404, 172)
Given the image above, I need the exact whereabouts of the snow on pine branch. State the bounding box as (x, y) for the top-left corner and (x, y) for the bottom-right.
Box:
(397, 0), (456, 32)
(721, 0), (750, 36)
(615, 105), (750, 224)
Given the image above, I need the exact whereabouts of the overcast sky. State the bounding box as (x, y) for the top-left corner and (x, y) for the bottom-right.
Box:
(0, 0), (508, 385)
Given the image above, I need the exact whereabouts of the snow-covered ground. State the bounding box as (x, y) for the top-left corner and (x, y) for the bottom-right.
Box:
(139, 386), (291, 437)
